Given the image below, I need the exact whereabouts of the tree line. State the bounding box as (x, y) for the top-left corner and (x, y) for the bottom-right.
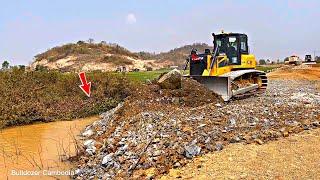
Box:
(1, 60), (26, 71)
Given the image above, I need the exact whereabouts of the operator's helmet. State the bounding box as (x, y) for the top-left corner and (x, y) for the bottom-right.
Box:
(191, 49), (197, 55)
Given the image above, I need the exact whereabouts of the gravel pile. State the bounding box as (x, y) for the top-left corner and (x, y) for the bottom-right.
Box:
(73, 79), (320, 179)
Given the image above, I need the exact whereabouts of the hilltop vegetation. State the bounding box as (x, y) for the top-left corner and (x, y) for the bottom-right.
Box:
(35, 41), (138, 63)
(138, 43), (212, 66)
(31, 41), (212, 72)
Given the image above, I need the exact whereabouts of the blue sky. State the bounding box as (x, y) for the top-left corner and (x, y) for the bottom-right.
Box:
(1, 0), (320, 65)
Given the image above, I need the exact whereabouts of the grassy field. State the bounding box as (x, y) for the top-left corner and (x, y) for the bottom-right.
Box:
(123, 68), (171, 82)
(256, 65), (280, 72)
(122, 65), (278, 83)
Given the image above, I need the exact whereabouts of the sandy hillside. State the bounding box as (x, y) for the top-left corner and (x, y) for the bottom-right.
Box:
(30, 42), (173, 72)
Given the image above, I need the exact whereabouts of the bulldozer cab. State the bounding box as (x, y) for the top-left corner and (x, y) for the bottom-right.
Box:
(213, 33), (249, 65)
(188, 33), (250, 76)
(186, 32), (266, 101)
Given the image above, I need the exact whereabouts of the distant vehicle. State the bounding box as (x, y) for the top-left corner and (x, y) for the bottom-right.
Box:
(146, 67), (153, 71)
(305, 55), (312, 62)
(170, 65), (179, 69)
(131, 68), (140, 72)
(284, 55), (302, 65)
(303, 54), (316, 65)
(116, 66), (127, 72)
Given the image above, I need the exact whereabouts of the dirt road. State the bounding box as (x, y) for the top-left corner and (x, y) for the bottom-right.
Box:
(268, 65), (320, 80)
(161, 128), (320, 179)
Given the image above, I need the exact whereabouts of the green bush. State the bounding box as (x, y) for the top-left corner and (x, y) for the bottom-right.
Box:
(0, 71), (134, 128)
(103, 55), (133, 65)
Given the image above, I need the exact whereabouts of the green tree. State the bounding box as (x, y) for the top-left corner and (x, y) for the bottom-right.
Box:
(18, 65), (26, 71)
(2, 60), (9, 69)
(259, 59), (266, 65)
(315, 56), (320, 63)
(35, 65), (48, 72)
(87, 38), (94, 44)
(77, 40), (85, 45)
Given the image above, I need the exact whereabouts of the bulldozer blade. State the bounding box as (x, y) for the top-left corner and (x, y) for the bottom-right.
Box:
(232, 84), (259, 96)
(187, 76), (232, 101)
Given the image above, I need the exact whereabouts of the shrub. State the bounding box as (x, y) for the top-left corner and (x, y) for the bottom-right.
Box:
(0, 71), (134, 128)
(103, 55), (133, 65)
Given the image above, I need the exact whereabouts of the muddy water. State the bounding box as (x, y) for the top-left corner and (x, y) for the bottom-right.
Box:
(0, 116), (99, 180)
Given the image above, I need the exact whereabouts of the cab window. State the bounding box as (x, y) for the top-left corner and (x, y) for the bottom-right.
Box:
(239, 35), (248, 54)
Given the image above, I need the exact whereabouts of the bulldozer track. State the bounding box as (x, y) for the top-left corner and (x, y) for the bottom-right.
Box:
(232, 72), (268, 100)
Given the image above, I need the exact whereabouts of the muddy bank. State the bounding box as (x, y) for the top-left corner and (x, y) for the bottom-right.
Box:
(73, 78), (320, 179)
(0, 116), (99, 179)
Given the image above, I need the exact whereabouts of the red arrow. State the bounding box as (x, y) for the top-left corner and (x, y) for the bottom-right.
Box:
(78, 72), (91, 97)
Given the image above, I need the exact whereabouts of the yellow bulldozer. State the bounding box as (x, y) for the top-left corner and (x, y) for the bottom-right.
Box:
(185, 32), (268, 101)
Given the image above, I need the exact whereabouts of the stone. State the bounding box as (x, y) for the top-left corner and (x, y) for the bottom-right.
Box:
(230, 136), (241, 143)
(283, 131), (289, 137)
(95, 143), (103, 150)
(173, 162), (181, 168)
(84, 139), (95, 149)
(152, 150), (162, 157)
(285, 120), (299, 126)
(184, 144), (201, 159)
(73, 79), (320, 179)
(86, 147), (96, 155)
(312, 121), (320, 127)
(255, 139), (264, 145)
(157, 69), (182, 89)
(197, 124), (206, 128)
(215, 103), (222, 107)
(229, 118), (236, 127)
(152, 138), (161, 144)
(172, 97), (180, 105)
(215, 142), (224, 151)
(82, 129), (94, 137)
(102, 153), (116, 168)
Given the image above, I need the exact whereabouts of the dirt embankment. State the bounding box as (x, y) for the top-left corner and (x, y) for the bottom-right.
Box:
(74, 67), (320, 179)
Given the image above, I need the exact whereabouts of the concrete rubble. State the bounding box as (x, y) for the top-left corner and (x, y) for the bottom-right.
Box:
(73, 77), (320, 179)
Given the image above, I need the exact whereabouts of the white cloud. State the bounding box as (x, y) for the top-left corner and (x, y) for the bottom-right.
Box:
(126, 13), (137, 24)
